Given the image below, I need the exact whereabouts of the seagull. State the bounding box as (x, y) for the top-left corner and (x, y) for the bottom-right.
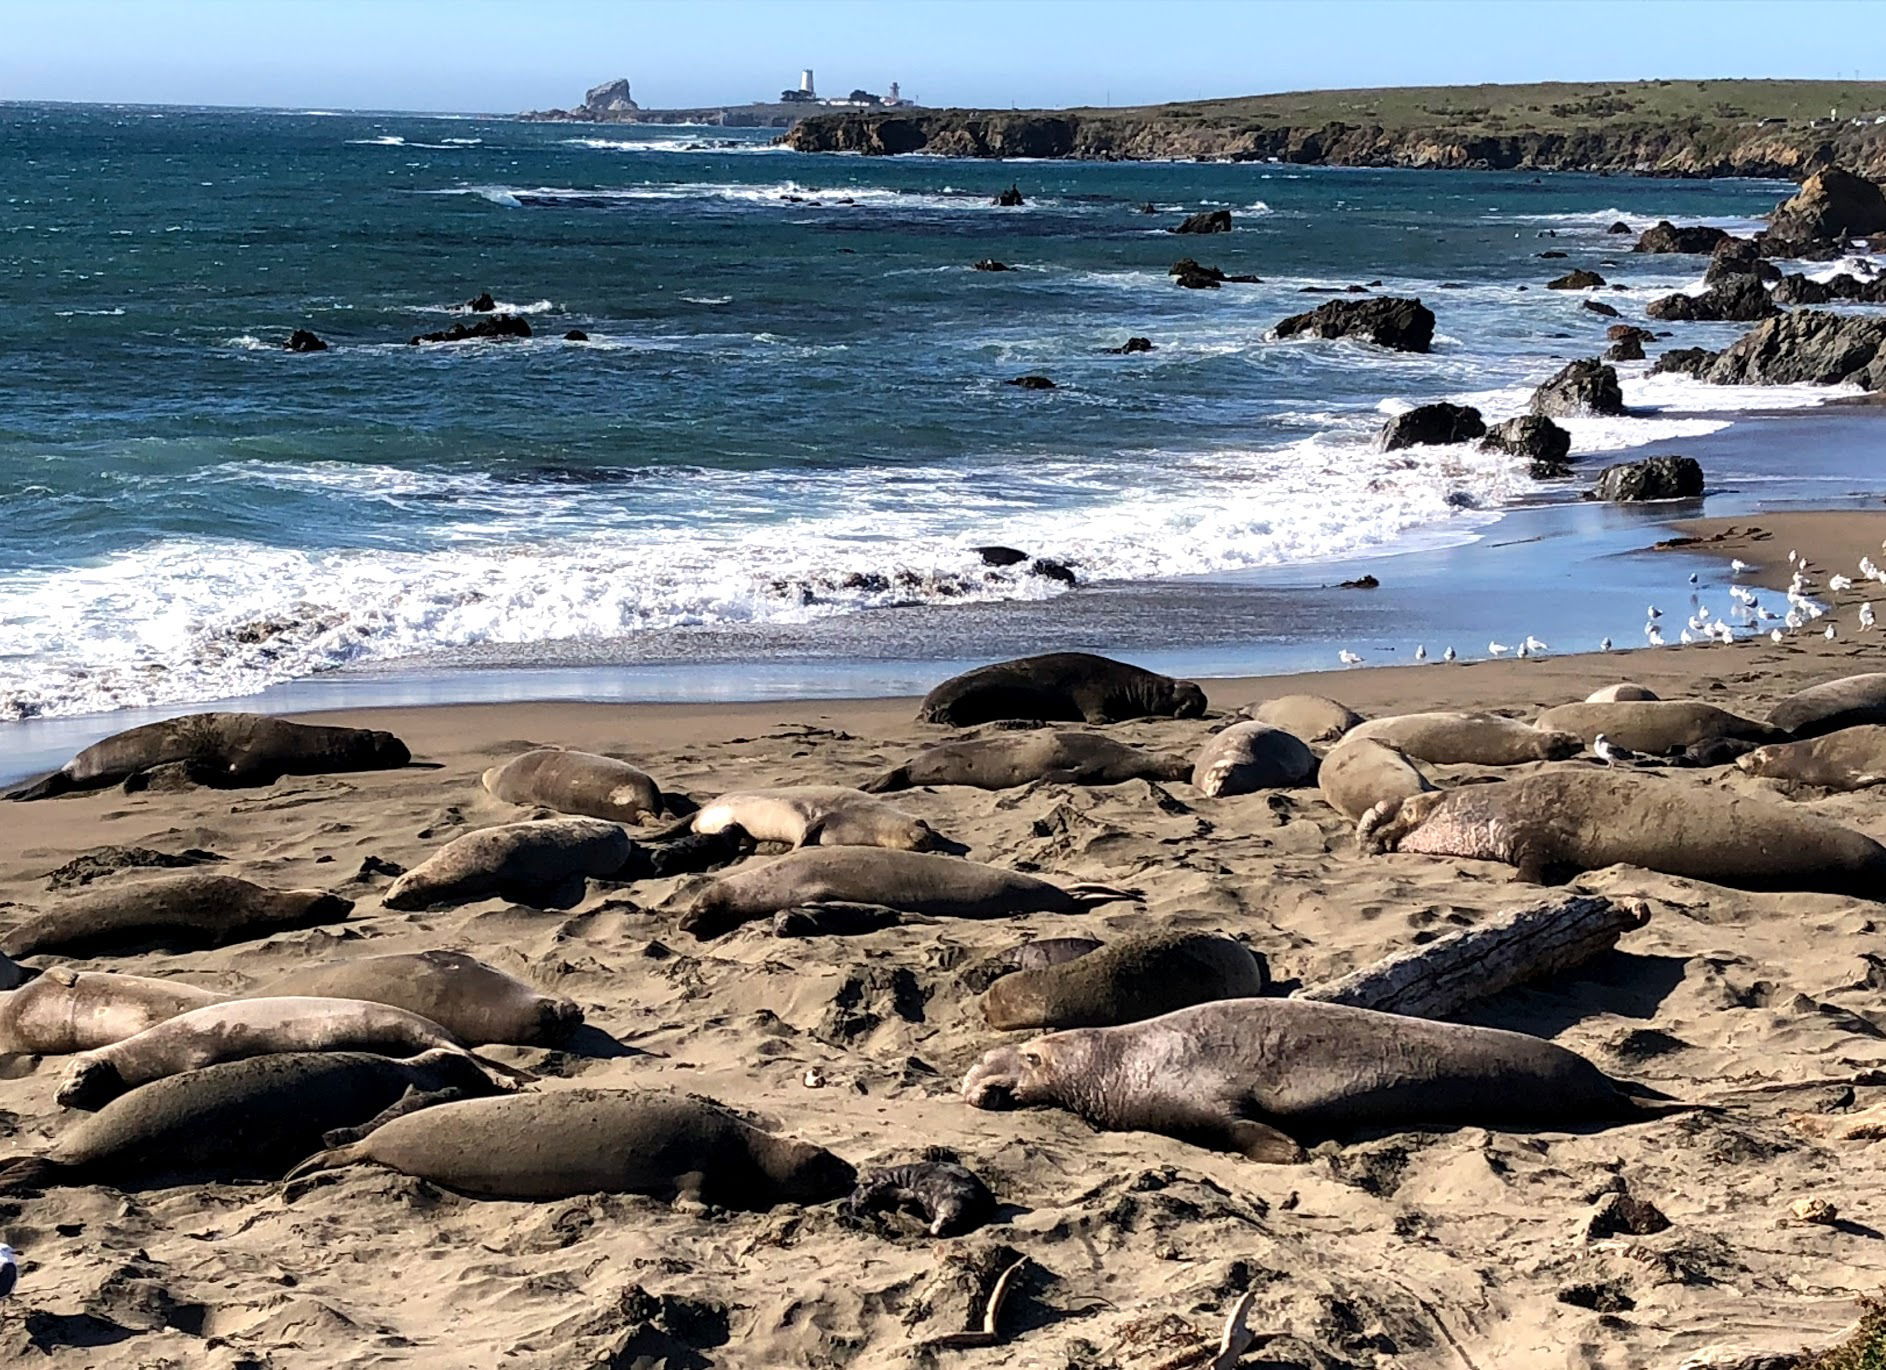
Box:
(1647, 604), (1663, 619)
(1826, 624), (1839, 641)
(1680, 627), (1694, 644)
(1731, 558), (1754, 575)
(1593, 733), (1641, 766)
(1695, 605), (1710, 621)
(0, 1243), (15, 1299)
(1831, 574), (1855, 592)
(1712, 620), (1735, 644)
(1771, 628), (1785, 644)
(1600, 636), (1613, 651)
(1517, 641), (1531, 658)
(1788, 549), (1799, 565)
(1689, 572), (1699, 585)
(1414, 644), (1427, 661)
(1443, 646), (1457, 663)
(1338, 649), (1363, 666)
(1864, 603), (1877, 631)
(1523, 635), (1547, 654)
(1647, 625), (1666, 646)
(1487, 640), (1510, 657)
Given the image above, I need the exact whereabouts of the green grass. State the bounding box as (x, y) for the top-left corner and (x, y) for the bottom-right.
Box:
(1806, 1297), (1886, 1370)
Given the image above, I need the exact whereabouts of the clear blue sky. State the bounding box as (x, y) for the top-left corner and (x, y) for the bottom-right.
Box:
(2, 0), (1881, 113)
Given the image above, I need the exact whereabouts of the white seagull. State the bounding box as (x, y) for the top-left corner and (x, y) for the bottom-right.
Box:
(1523, 635), (1548, 654)
(1771, 627), (1786, 644)
(1646, 604), (1663, 619)
(1689, 572), (1699, 585)
(1593, 733), (1639, 766)
(1680, 627), (1695, 645)
(1487, 640), (1511, 657)
(1338, 649), (1363, 666)
(1826, 624), (1839, 641)
(1443, 646), (1457, 663)
(1731, 558), (1754, 575)
(1414, 644), (1427, 661)
(1600, 636), (1613, 651)
(1863, 603), (1877, 631)
(1831, 574), (1855, 592)
(0, 1243), (15, 1299)
(1712, 620), (1735, 644)
(1647, 625), (1666, 646)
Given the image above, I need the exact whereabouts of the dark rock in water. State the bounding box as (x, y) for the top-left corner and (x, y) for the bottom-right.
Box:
(1171, 208), (1232, 235)
(1548, 269), (1605, 290)
(1339, 574), (1380, 590)
(1581, 299), (1621, 318)
(993, 184), (1024, 207)
(285, 329), (328, 353)
(1170, 257), (1224, 289)
(1767, 166), (1886, 248)
(563, 329), (588, 342)
(974, 546), (1029, 567)
(1107, 336), (1154, 354)
(1607, 324), (1656, 344)
(1606, 220), (1633, 235)
(1030, 559), (1077, 585)
(1529, 358), (1625, 417)
(1633, 220), (1730, 255)
(1605, 335), (1645, 362)
(1646, 275), (1776, 323)
(410, 315), (532, 345)
(1378, 402), (1485, 451)
(1771, 274), (1835, 305)
(1006, 374), (1056, 391)
(1651, 346), (1720, 378)
(1136, 201), (1158, 214)
(1703, 310), (1886, 389)
(1482, 415), (1572, 478)
(464, 291), (497, 312)
(1704, 237), (1781, 285)
(972, 259), (1013, 272)
(1274, 296), (1435, 353)
(1592, 455), (1704, 502)
(1537, 250), (1568, 259)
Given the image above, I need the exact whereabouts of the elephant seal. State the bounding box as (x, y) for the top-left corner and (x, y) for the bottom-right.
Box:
(0, 1049), (498, 1192)
(1358, 770), (1886, 894)
(482, 748), (680, 823)
(679, 848), (1136, 940)
(980, 931), (1268, 1031)
(1238, 694), (1363, 744)
(55, 997), (526, 1111)
(1, 875), (352, 958)
(1346, 712), (1581, 767)
(660, 786), (958, 852)
(284, 1088), (855, 1208)
(0, 954), (20, 993)
(251, 949), (582, 1046)
(1768, 673), (1886, 739)
(918, 653), (1207, 727)
(1318, 737), (1435, 821)
(8, 712), (410, 801)
(1586, 683), (1658, 703)
(865, 731), (1190, 793)
(843, 1159), (996, 1236)
(1738, 726), (1886, 791)
(383, 817), (630, 910)
(0, 969), (225, 1055)
(1533, 701), (1784, 754)
(1191, 722), (1316, 797)
(960, 997), (1673, 1160)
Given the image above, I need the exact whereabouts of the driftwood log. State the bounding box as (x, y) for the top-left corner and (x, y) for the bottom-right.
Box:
(1296, 894), (1647, 1020)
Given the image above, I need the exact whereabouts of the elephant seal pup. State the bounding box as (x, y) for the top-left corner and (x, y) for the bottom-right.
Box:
(661, 786), (958, 853)
(383, 817), (630, 910)
(1318, 737), (1436, 822)
(8, 712), (410, 801)
(0, 969), (225, 1055)
(1738, 726), (1886, 791)
(918, 652), (1207, 727)
(1358, 770), (1886, 894)
(0, 1049), (498, 1192)
(961, 997), (1671, 1160)
(252, 950), (581, 1047)
(482, 748), (679, 823)
(1238, 694), (1363, 744)
(285, 1088), (855, 1208)
(1533, 701), (1784, 754)
(865, 731), (1190, 793)
(1768, 673), (1886, 739)
(981, 931), (1268, 1031)
(679, 848), (1136, 940)
(844, 1159), (997, 1236)
(55, 997), (526, 1111)
(1, 875), (351, 959)
(1346, 712), (1581, 767)
(1191, 722), (1316, 797)
(1586, 683), (1658, 703)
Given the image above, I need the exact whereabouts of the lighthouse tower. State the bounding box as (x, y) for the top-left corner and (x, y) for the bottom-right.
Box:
(799, 69), (816, 97)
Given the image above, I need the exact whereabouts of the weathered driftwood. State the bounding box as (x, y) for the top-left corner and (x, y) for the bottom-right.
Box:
(1295, 894), (1647, 1020)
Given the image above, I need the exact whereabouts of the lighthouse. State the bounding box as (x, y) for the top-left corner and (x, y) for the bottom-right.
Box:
(800, 69), (816, 97)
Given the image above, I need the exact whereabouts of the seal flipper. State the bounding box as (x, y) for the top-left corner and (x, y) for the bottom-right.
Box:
(1063, 883), (1141, 911)
(1225, 1120), (1306, 1164)
(860, 768), (910, 794)
(658, 791), (700, 819)
(0, 1156), (62, 1193)
(6, 770), (71, 802)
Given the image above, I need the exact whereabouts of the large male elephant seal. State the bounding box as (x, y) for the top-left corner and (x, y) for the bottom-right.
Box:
(285, 1088), (854, 1208)
(0, 969), (225, 1055)
(8, 712), (410, 800)
(1346, 712), (1581, 767)
(1, 875), (352, 958)
(482, 747), (678, 823)
(1737, 726), (1886, 791)
(251, 949), (581, 1046)
(1768, 673), (1886, 739)
(0, 1049), (498, 1192)
(1191, 722), (1316, 797)
(679, 848), (1136, 940)
(1358, 770), (1886, 893)
(383, 817), (630, 910)
(962, 998), (1670, 1160)
(980, 930), (1268, 1031)
(1318, 737), (1436, 822)
(918, 653), (1207, 727)
(865, 731), (1190, 793)
(1533, 701), (1784, 754)
(658, 786), (958, 852)
(1238, 695), (1363, 744)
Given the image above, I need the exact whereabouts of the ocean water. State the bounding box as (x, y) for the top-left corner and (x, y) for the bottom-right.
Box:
(0, 102), (1873, 724)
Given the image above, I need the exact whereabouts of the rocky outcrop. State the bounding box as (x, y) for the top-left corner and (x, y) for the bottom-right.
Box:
(1274, 297), (1434, 353)
(1645, 276), (1776, 322)
(1529, 359), (1625, 417)
(583, 79), (639, 115)
(1606, 220), (1633, 235)
(1704, 237), (1780, 284)
(972, 260), (1013, 272)
(1169, 259), (1260, 289)
(1172, 209), (1232, 234)
(1581, 299), (1621, 318)
(1767, 166), (1886, 246)
(1482, 415), (1572, 478)
(1632, 221), (1730, 255)
(1703, 310), (1886, 389)
(563, 330), (589, 342)
(1651, 347), (1719, 377)
(1108, 336), (1155, 354)
(464, 291), (497, 312)
(1607, 325), (1657, 344)
(1605, 335), (1644, 362)
(1378, 402), (1486, 450)
(1592, 455), (1704, 502)
(1006, 374), (1056, 390)
(1771, 272), (1886, 305)
(993, 184), (1025, 207)
(1547, 269), (1605, 289)
(285, 329), (328, 353)
(410, 315), (532, 345)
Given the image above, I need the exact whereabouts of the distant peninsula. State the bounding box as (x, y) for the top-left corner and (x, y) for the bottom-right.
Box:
(781, 79), (1886, 178)
(521, 74), (914, 130)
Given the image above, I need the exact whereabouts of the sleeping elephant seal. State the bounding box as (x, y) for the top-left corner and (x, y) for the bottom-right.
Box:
(7, 712), (410, 801)
(0, 1049), (499, 1193)
(482, 748), (676, 823)
(1346, 712), (1580, 767)
(1357, 770), (1886, 894)
(918, 653), (1206, 727)
(1238, 695), (1363, 744)
(285, 1088), (854, 1208)
(1586, 683), (1658, 703)
(961, 997), (1670, 1161)
(661, 786), (958, 852)
(1768, 673), (1886, 739)
(0, 969), (225, 1055)
(252, 949), (581, 1047)
(383, 817), (630, 910)
(865, 731), (1190, 793)
(1317, 737), (1436, 822)
(0, 954), (20, 993)
(1533, 701), (1784, 754)
(1, 875), (352, 959)
(980, 930), (1268, 1031)
(1737, 726), (1886, 791)
(679, 848), (1136, 940)
(1191, 723), (1316, 797)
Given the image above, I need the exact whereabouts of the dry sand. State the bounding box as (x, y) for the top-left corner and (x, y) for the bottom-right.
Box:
(6, 513), (1886, 1367)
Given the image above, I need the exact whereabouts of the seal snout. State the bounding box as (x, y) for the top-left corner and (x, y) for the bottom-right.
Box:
(1173, 681), (1208, 719)
(55, 1059), (123, 1112)
(961, 1050), (1021, 1110)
